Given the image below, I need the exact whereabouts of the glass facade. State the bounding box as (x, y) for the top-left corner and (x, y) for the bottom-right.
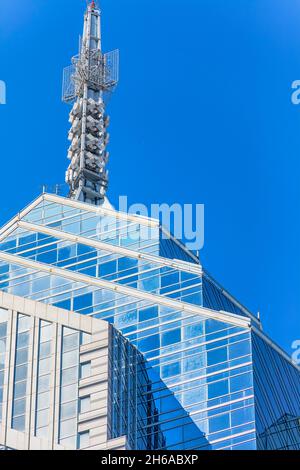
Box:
(0, 198), (257, 323)
(59, 327), (80, 449)
(0, 194), (299, 450)
(35, 320), (53, 438)
(12, 314), (32, 431)
(0, 309), (8, 423)
(252, 332), (300, 450)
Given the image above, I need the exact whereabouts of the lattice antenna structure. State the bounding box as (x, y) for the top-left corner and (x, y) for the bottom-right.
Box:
(62, 1), (119, 205)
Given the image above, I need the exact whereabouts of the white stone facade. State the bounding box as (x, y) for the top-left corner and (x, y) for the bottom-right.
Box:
(0, 292), (126, 450)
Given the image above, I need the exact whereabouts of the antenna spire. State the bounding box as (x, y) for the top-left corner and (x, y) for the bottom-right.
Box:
(62, 3), (119, 205)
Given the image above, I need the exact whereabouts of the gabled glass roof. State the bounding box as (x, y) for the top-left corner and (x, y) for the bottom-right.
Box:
(0, 193), (258, 324)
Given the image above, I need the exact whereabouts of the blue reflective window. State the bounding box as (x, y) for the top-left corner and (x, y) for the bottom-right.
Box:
(207, 347), (228, 366)
(139, 306), (158, 322)
(138, 335), (160, 352)
(77, 244), (95, 256)
(58, 245), (77, 261)
(229, 340), (251, 360)
(73, 293), (93, 311)
(162, 329), (181, 346)
(118, 257), (138, 272)
(161, 271), (179, 288)
(54, 299), (71, 311)
(100, 261), (117, 277)
(230, 373), (252, 393)
(36, 250), (57, 264)
(209, 413), (230, 433)
(161, 362), (180, 378)
(208, 380), (229, 399)
(231, 406), (254, 427)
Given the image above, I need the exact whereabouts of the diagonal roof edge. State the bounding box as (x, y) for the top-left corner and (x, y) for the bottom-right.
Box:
(0, 194), (45, 237)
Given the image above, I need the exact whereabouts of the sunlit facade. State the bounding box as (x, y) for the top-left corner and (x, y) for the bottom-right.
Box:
(0, 0), (299, 451)
(0, 194), (298, 450)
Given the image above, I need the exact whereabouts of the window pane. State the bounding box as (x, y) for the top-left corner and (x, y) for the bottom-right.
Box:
(18, 315), (31, 332)
(39, 341), (51, 358)
(14, 381), (27, 399)
(0, 309), (8, 323)
(0, 353), (5, 369)
(36, 426), (49, 438)
(60, 418), (77, 438)
(79, 396), (90, 414)
(60, 435), (77, 449)
(38, 358), (52, 376)
(15, 348), (29, 366)
(38, 374), (51, 393)
(36, 409), (49, 428)
(60, 401), (78, 420)
(12, 415), (25, 431)
(0, 324), (7, 339)
(61, 367), (78, 386)
(80, 362), (91, 379)
(37, 391), (51, 410)
(60, 384), (78, 403)
(80, 333), (91, 345)
(162, 329), (181, 346)
(40, 325), (53, 343)
(15, 365), (28, 382)
(13, 398), (26, 417)
(62, 350), (78, 369)
(78, 431), (90, 449)
(63, 334), (79, 352)
(17, 332), (30, 349)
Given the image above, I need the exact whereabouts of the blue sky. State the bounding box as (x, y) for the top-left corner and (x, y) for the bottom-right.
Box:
(0, 0), (300, 354)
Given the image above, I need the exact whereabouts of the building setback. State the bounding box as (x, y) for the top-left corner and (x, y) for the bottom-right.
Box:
(0, 1), (299, 451)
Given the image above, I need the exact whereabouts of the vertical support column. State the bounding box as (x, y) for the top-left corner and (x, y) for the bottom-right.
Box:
(2, 309), (14, 447)
(53, 323), (62, 448)
(29, 316), (39, 445)
(6, 311), (17, 443)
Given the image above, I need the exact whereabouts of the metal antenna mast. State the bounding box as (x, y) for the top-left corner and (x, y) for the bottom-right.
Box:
(62, 1), (119, 205)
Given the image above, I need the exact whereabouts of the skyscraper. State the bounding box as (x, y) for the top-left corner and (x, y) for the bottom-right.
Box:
(0, 1), (299, 451)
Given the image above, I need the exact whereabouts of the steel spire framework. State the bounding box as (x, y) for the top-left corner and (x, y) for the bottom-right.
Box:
(62, 1), (119, 205)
